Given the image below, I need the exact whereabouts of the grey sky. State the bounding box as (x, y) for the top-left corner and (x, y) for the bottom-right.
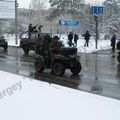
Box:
(17, 0), (105, 9)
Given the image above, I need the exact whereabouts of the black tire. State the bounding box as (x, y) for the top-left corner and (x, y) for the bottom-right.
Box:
(117, 54), (120, 63)
(4, 44), (8, 51)
(23, 45), (29, 55)
(70, 61), (82, 75)
(35, 57), (45, 72)
(53, 62), (65, 76)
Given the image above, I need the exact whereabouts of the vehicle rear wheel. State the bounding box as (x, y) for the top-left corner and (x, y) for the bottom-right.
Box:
(117, 54), (120, 63)
(23, 46), (29, 55)
(70, 61), (82, 75)
(35, 56), (45, 72)
(53, 62), (65, 76)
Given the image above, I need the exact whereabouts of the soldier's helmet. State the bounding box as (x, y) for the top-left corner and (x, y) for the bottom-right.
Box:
(53, 35), (59, 40)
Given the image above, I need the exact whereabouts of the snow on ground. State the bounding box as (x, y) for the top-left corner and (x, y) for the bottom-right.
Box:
(5, 34), (111, 53)
(0, 70), (120, 120)
(4, 34), (20, 47)
(60, 34), (111, 53)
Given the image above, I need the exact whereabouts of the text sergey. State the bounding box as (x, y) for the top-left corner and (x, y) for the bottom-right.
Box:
(0, 81), (22, 99)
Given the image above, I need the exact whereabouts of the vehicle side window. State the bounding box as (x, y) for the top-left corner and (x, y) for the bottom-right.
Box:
(21, 33), (28, 38)
(31, 33), (36, 39)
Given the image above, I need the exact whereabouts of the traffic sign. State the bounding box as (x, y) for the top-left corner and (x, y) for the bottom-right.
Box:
(91, 6), (103, 14)
(58, 20), (80, 26)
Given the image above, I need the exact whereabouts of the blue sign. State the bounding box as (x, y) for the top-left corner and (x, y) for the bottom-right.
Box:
(91, 6), (103, 14)
(59, 20), (80, 26)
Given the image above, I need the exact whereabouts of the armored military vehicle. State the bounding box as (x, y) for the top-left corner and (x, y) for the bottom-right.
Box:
(34, 36), (82, 76)
(20, 31), (50, 54)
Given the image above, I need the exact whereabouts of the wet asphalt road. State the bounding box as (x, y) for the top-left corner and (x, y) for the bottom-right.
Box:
(0, 47), (120, 100)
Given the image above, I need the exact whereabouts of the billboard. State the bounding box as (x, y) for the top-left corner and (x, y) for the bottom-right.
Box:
(59, 20), (80, 26)
(0, 1), (15, 19)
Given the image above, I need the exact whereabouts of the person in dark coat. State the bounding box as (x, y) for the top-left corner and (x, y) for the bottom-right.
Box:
(111, 34), (116, 51)
(68, 32), (73, 47)
(74, 33), (79, 46)
(84, 31), (91, 47)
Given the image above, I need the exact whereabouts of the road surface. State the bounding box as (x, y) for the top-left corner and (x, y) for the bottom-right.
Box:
(0, 47), (120, 100)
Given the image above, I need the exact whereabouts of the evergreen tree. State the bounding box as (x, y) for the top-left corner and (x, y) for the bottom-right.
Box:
(103, 0), (120, 36)
(49, 0), (85, 19)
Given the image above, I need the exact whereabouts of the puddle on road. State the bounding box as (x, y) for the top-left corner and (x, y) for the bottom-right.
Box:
(16, 70), (34, 78)
(34, 71), (81, 89)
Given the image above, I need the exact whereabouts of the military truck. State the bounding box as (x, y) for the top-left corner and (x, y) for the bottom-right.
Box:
(20, 31), (50, 54)
(34, 35), (82, 76)
(0, 36), (8, 51)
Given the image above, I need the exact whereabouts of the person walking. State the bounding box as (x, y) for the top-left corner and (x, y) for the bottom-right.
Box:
(111, 34), (116, 52)
(74, 33), (78, 46)
(84, 31), (91, 47)
(68, 32), (73, 47)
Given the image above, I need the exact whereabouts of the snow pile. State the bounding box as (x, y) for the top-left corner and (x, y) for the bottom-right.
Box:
(4, 34), (20, 47)
(0, 70), (120, 120)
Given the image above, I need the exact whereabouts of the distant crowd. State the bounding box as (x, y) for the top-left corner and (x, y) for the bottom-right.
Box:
(67, 30), (91, 47)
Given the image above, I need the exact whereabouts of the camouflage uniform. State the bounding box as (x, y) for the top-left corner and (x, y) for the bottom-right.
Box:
(49, 36), (63, 63)
(42, 34), (52, 67)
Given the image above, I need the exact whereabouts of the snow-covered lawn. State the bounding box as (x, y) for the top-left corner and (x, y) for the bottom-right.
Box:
(5, 34), (112, 53)
(0, 70), (120, 120)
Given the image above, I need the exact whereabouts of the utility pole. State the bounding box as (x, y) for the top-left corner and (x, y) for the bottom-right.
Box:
(94, 15), (98, 49)
(0, 19), (3, 35)
(15, 0), (18, 44)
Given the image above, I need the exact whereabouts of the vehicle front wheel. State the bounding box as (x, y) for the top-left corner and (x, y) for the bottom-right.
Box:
(4, 44), (8, 51)
(70, 61), (82, 75)
(23, 46), (29, 55)
(117, 54), (120, 63)
(35, 56), (45, 72)
(52, 62), (65, 76)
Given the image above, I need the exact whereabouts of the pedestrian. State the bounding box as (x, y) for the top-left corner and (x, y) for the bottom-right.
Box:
(117, 39), (120, 50)
(111, 34), (116, 52)
(74, 33), (78, 46)
(84, 31), (91, 47)
(68, 32), (73, 47)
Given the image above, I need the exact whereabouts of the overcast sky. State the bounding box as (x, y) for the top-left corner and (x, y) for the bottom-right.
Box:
(17, 0), (105, 9)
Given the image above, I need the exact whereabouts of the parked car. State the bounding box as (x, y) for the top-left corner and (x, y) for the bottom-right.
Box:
(0, 36), (8, 51)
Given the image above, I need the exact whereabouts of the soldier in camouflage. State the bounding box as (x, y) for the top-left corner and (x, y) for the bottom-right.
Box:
(49, 36), (63, 52)
(49, 36), (63, 64)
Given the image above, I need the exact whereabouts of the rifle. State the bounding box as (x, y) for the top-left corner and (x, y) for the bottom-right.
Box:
(33, 24), (38, 29)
